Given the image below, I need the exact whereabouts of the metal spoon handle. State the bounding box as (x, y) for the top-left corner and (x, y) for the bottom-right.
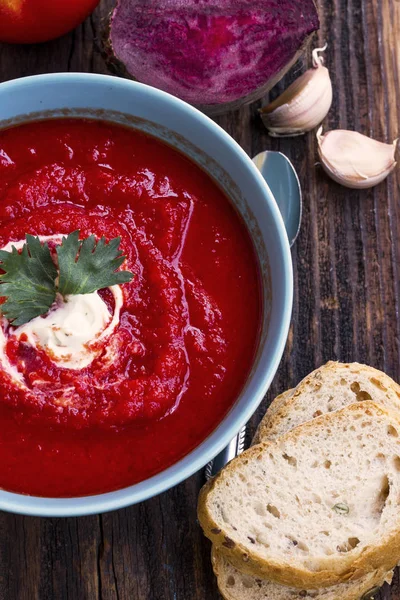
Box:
(205, 425), (247, 481)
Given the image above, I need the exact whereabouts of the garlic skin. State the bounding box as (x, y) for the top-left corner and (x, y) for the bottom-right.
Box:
(317, 128), (398, 189)
(260, 45), (332, 137)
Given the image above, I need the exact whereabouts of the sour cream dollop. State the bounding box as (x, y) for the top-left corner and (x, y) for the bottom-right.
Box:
(0, 236), (123, 374)
(14, 292), (116, 369)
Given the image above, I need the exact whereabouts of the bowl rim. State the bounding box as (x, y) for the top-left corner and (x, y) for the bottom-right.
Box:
(0, 73), (293, 516)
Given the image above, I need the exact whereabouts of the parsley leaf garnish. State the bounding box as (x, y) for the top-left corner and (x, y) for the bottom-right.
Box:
(0, 231), (133, 326)
(0, 235), (57, 326)
(57, 230), (133, 295)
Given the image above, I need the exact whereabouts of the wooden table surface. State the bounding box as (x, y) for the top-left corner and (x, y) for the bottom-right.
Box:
(0, 1), (399, 598)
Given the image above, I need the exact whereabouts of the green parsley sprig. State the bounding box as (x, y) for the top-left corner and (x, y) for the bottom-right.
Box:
(0, 231), (134, 326)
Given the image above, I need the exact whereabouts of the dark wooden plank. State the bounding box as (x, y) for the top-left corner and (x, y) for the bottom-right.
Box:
(0, 0), (399, 598)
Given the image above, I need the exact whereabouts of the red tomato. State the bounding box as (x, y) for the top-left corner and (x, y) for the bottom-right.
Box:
(0, 0), (100, 44)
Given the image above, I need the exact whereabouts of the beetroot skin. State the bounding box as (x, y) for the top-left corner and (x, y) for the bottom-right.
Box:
(109, 0), (319, 113)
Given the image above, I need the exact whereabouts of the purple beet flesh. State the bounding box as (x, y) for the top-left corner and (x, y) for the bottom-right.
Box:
(109, 0), (319, 112)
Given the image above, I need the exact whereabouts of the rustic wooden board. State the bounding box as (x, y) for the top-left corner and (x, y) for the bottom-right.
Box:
(0, 0), (399, 598)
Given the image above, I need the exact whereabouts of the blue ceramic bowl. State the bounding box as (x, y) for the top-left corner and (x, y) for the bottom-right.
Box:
(0, 74), (293, 516)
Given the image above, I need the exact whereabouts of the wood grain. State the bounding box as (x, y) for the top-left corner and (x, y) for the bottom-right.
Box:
(0, 0), (399, 598)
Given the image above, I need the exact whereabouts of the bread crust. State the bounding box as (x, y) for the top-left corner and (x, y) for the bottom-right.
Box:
(252, 388), (294, 444)
(198, 402), (400, 589)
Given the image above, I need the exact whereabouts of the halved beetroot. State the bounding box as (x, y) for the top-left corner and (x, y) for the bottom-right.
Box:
(108, 0), (319, 114)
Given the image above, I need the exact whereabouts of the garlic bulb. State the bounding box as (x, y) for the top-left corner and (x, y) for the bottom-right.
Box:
(317, 128), (398, 189)
(260, 45), (332, 137)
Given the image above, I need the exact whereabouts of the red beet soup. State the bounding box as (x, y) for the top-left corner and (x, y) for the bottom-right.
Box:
(0, 119), (261, 497)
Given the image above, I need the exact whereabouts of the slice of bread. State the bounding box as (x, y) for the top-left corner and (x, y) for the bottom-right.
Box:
(254, 362), (400, 443)
(212, 547), (393, 600)
(198, 402), (400, 589)
(210, 367), (397, 600)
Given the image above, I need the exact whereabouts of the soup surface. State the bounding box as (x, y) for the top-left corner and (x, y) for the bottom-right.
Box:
(0, 119), (261, 497)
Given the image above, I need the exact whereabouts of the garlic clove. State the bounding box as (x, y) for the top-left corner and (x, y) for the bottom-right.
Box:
(260, 45), (332, 137)
(317, 128), (398, 189)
